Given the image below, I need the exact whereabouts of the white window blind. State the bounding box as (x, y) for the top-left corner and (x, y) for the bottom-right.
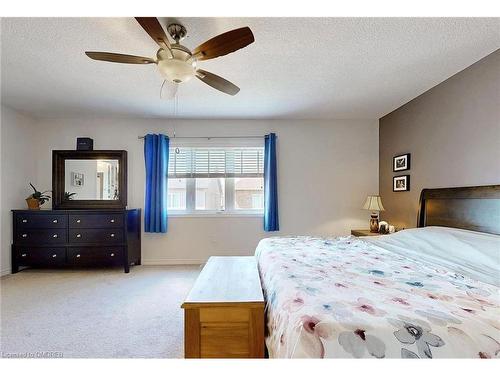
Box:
(168, 147), (264, 178)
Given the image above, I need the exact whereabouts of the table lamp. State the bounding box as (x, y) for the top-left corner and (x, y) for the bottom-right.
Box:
(363, 195), (385, 233)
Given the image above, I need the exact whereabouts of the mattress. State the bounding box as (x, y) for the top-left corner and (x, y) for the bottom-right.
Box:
(255, 227), (500, 358)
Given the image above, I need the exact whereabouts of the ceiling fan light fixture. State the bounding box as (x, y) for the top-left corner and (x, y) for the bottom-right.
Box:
(157, 47), (196, 84)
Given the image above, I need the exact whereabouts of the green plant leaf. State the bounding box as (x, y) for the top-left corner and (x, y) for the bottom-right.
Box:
(29, 182), (38, 193)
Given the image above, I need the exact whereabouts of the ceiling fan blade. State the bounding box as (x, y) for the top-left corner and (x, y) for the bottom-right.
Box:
(193, 27), (254, 61)
(196, 69), (240, 96)
(85, 52), (156, 64)
(135, 17), (171, 50)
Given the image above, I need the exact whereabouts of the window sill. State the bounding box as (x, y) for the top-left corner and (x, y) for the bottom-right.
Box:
(168, 212), (263, 218)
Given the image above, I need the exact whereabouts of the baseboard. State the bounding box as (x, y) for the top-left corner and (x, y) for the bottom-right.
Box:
(141, 259), (205, 266)
(0, 260), (205, 274)
(1, 267), (12, 277)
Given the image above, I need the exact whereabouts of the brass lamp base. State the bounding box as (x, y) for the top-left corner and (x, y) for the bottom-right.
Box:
(369, 213), (379, 233)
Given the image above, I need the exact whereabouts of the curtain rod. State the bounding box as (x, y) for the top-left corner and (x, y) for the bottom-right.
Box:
(138, 135), (265, 140)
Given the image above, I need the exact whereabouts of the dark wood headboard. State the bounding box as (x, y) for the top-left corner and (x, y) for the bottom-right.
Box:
(417, 185), (500, 235)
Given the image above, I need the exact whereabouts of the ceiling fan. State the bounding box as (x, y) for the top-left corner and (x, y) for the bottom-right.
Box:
(85, 17), (255, 97)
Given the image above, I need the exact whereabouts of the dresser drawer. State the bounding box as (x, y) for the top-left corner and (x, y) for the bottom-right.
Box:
(15, 229), (66, 245)
(69, 214), (124, 229)
(67, 247), (123, 265)
(69, 229), (124, 243)
(16, 214), (67, 229)
(15, 247), (66, 266)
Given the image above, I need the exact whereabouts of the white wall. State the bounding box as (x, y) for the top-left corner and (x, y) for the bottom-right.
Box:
(33, 117), (379, 264)
(0, 112), (379, 271)
(0, 106), (39, 275)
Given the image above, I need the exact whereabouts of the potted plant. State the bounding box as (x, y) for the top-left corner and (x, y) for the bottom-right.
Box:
(64, 192), (77, 200)
(26, 183), (51, 210)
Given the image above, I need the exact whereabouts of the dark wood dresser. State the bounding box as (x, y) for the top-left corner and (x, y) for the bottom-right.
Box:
(11, 209), (141, 273)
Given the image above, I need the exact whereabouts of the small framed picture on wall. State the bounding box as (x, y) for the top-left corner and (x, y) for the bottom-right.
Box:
(393, 175), (410, 192)
(71, 172), (85, 187)
(393, 153), (411, 172)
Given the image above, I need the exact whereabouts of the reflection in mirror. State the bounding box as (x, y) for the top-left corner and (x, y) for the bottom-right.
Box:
(64, 159), (119, 200)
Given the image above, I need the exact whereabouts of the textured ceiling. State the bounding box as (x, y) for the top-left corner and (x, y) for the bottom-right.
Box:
(1, 17), (499, 119)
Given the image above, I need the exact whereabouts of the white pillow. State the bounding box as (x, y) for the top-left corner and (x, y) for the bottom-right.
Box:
(365, 226), (500, 286)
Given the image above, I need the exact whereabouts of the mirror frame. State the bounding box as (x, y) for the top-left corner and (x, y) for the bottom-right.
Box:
(52, 150), (127, 210)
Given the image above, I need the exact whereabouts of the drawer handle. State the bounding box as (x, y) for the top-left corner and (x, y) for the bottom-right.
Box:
(76, 219), (81, 223)
(22, 219), (28, 223)
(110, 233), (115, 238)
(22, 233), (28, 238)
(52, 254), (57, 258)
(76, 234), (82, 238)
(76, 254), (81, 258)
(110, 253), (115, 257)
(21, 253), (27, 257)
(52, 219), (58, 223)
(110, 219), (115, 223)
(52, 234), (58, 238)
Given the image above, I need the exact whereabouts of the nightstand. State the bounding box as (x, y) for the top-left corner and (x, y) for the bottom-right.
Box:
(351, 229), (384, 237)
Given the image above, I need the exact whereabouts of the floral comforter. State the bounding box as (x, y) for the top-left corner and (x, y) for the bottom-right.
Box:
(255, 235), (500, 358)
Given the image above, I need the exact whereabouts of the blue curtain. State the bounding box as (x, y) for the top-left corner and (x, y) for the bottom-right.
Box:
(144, 134), (169, 233)
(264, 133), (279, 231)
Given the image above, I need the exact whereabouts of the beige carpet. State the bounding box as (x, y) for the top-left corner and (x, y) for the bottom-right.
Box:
(0, 265), (200, 358)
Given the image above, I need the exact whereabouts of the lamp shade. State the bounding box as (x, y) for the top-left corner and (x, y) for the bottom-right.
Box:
(363, 195), (385, 211)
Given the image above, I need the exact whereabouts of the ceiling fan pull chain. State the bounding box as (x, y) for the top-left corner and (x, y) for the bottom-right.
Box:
(171, 90), (178, 139)
(160, 79), (167, 99)
(174, 92), (179, 117)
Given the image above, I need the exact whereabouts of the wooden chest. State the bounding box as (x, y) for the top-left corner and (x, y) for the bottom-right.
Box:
(181, 256), (265, 358)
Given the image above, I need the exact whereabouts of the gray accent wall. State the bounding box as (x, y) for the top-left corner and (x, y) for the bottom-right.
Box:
(379, 50), (500, 229)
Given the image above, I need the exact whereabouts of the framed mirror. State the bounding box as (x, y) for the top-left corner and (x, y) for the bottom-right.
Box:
(52, 150), (127, 209)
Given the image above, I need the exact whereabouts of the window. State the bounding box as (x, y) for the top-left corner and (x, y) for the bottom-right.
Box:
(167, 145), (264, 215)
(167, 178), (186, 210)
(195, 178), (225, 210)
(235, 177), (264, 210)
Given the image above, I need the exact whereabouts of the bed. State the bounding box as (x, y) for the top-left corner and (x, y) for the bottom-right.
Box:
(255, 185), (500, 358)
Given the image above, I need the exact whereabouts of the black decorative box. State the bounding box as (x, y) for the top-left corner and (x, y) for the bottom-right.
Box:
(76, 137), (94, 151)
